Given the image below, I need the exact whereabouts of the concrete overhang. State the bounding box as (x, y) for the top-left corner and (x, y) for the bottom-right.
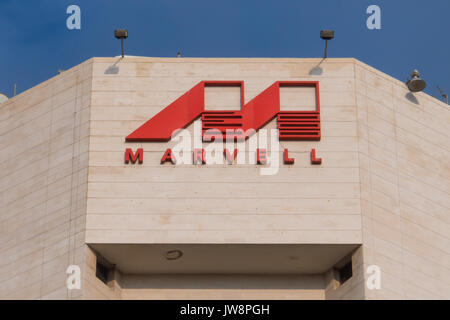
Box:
(89, 243), (360, 274)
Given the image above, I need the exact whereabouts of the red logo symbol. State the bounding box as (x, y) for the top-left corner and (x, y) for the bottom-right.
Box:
(126, 81), (321, 142)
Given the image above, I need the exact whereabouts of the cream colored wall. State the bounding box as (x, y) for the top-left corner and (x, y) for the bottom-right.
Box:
(0, 60), (92, 299)
(355, 61), (450, 299)
(120, 274), (325, 300)
(85, 57), (362, 246)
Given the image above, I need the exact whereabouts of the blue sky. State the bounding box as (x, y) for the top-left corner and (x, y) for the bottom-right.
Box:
(1, 0), (449, 101)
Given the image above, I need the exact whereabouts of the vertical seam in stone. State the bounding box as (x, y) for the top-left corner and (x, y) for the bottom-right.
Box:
(353, 61), (366, 299)
(392, 82), (406, 299)
(363, 63), (376, 299)
(39, 78), (55, 299)
(66, 67), (81, 299)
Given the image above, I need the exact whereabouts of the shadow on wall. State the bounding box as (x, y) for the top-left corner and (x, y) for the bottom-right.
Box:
(309, 58), (326, 76)
(405, 92), (420, 105)
(104, 57), (123, 74)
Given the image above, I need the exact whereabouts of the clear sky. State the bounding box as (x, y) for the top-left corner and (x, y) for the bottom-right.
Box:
(1, 0), (449, 102)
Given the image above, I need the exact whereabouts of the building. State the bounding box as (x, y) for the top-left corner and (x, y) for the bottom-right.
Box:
(0, 57), (449, 299)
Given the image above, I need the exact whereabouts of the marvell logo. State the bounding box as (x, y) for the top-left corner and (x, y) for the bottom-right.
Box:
(124, 81), (322, 173)
(126, 81), (321, 141)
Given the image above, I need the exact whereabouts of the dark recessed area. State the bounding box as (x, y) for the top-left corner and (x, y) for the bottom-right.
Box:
(96, 261), (113, 284)
(336, 260), (353, 285)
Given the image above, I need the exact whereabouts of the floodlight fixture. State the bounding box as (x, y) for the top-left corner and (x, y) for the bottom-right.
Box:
(114, 29), (128, 58)
(320, 30), (334, 59)
(406, 69), (426, 92)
